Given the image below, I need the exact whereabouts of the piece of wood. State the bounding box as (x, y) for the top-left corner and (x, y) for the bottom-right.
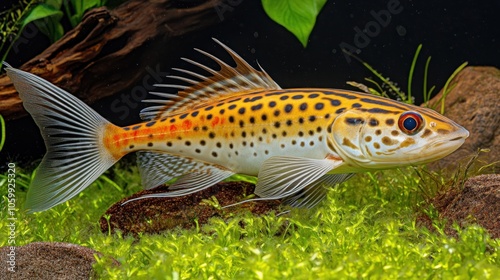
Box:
(0, 0), (229, 120)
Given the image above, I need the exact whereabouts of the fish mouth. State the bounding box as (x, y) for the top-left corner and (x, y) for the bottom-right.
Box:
(408, 128), (469, 162)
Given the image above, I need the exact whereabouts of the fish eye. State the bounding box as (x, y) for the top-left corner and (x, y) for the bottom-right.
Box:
(398, 111), (423, 135)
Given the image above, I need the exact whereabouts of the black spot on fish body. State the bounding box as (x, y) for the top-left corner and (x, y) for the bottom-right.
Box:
(207, 114), (213, 120)
(269, 101), (277, 108)
(324, 91), (358, 99)
(316, 127), (322, 133)
(195, 149), (201, 153)
(249, 117), (255, 124)
(286, 119), (293, 126)
(169, 118), (176, 123)
(315, 103), (325, 110)
(191, 111), (199, 117)
(386, 119), (395, 126)
(239, 120), (245, 128)
(228, 98), (242, 103)
(167, 142), (172, 147)
(274, 122), (281, 128)
(209, 132), (216, 139)
(132, 125), (142, 130)
(280, 95), (289, 100)
(123, 127), (130, 131)
(129, 145), (134, 149)
(251, 104), (263, 111)
(274, 110), (280, 117)
(360, 98), (406, 111)
(147, 142), (153, 147)
(323, 97), (341, 106)
(261, 114), (268, 121)
(238, 107), (246, 115)
(335, 108), (346, 114)
(309, 116), (317, 122)
(229, 116), (235, 123)
(298, 117), (305, 124)
(369, 118), (379, 127)
(185, 141), (191, 146)
(244, 96), (263, 102)
(212, 151), (218, 157)
(292, 94), (304, 100)
(205, 105), (214, 111)
(352, 103), (362, 108)
(202, 126), (208, 131)
(219, 109), (225, 115)
(308, 93), (319, 98)
(367, 108), (394, 114)
(242, 131), (247, 138)
(148, 134), (153, 138)
(284, 104), (293, 113)
(200, 140), (206, 146)
(228, 104), (237, 110)
(345, 118), (364, 125)
(299, 103), (308, 111)
(180, 113), (188, 119)
(216, 142), (222, 148)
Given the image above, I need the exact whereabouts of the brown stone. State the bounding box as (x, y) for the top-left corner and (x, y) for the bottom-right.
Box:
(0, 242), (118, 280)
(418, 174), (500, 238)
(426, 66), (499, 173)
(100, 181), (281, 235)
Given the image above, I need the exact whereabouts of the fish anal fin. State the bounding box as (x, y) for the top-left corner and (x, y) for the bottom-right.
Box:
(137, 151), (234, 195)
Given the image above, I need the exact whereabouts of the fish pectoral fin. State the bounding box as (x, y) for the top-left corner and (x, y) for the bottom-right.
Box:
(283, 173), (355, 209)
(137, 151), (234, 195)
(255, 156), (344, 201)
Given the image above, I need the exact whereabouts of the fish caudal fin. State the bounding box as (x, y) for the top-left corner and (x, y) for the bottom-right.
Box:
(5, 64), (119, 213)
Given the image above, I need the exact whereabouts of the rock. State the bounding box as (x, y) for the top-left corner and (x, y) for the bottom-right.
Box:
(418, 174), (500, 238)
(0, 242), (118, 280)
(100, 181), (281, 235)
(426, 66), (500, 173)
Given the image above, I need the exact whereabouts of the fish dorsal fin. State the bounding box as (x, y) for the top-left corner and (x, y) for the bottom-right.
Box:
(140, 38), (281, 120)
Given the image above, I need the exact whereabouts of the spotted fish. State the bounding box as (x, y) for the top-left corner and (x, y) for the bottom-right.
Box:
(5, 39), (469, 213)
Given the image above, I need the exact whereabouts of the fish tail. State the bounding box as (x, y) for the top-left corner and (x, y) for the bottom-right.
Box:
(5, 64), (119, 213)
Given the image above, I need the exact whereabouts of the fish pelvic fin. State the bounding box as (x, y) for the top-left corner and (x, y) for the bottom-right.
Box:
(5, 64), (119, 213)
(140, 38), (281, 120)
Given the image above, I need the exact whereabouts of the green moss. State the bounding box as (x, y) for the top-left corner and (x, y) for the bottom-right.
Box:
(1, 165), (499, 279)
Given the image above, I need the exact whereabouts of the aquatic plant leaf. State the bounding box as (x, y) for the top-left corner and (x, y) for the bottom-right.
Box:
(22, 3), (63, 43)
(262, 0), (327, 47)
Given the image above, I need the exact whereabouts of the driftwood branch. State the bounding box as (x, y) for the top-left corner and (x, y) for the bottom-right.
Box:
(0, 0), (229, 120)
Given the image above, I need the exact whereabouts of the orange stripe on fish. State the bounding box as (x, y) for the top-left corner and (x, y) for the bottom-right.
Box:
(4, 39), (468, 213)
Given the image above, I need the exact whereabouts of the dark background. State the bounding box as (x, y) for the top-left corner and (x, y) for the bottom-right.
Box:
(1, 0), (499, 165)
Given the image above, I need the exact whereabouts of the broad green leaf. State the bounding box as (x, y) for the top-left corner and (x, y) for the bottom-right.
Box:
(21, 4), (63, 31)
(262, 0), (327, 47)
